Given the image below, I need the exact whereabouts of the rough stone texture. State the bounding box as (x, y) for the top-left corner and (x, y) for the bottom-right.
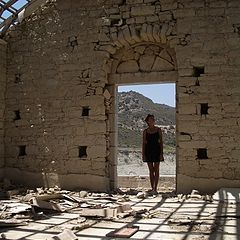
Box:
(1, 0), (240, 193)
(0, 40), (7, 177)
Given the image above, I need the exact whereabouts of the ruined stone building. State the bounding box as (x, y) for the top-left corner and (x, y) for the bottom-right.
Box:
(0, 0), (239, 193)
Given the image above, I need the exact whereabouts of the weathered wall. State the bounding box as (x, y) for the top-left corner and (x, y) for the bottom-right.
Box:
(0, 39), (7, 179)
(175, 0), (240, 193)
(4, 1), (111, 191)
(3, 0), (240, 193)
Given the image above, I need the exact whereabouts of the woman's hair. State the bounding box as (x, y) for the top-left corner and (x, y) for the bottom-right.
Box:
(145, 114), (154, 122)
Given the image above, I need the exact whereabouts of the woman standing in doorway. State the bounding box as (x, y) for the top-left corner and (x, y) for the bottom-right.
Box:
(142, 114), (164, 194)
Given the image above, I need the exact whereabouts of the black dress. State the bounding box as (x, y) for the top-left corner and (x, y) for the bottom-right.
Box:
(144, 131), (163, 162)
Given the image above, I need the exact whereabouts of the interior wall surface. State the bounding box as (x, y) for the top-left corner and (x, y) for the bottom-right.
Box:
(4, 0), (111, 191)
(0, 40), (7, 179)
(3, 0), (240, 193)
(175, 1), (240, 193)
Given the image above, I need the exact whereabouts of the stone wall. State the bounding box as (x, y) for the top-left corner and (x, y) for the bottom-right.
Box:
(0, 39), (7, 179)
(4, 0), (111, 191)
(2, 0), (240, 193)
(175, 0), (240, 193)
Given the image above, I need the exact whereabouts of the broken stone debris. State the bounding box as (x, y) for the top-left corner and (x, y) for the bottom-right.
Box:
(48, 229), (78, 240)
(0, 219), (28, 228)
(213, 188), (240, 203)
(106, 225), (139, 238)
(0, 184), (149, 235)
(79, 203), (132, 219)
(1, 185), (240, 239)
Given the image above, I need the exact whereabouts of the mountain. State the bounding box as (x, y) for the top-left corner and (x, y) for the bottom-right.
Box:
(117, 91), (176, 148)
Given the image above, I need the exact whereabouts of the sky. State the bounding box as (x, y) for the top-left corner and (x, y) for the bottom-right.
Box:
(1, 0), (28, 20)
(118, 83), (176, 107)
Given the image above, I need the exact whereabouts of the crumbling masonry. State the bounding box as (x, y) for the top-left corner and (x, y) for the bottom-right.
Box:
(0, 0), (239, 193)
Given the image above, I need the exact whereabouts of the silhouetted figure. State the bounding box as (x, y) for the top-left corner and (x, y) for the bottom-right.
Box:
(142, 114), (164, 194)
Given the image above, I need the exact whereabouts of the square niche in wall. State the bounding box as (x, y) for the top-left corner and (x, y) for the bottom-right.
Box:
(82, 107), (90, 116)
(193, 66), (205, 77)
(200, 103), (209, 115)
(197, 148), (208, 160)
(14, 110), (21, 121)
(79, 146), (87, 158)
(18, 145), (26, 156)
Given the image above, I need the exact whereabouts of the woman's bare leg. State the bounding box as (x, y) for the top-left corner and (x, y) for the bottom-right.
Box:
(147, 162), (154, 190)
(153, 162), (160, 191)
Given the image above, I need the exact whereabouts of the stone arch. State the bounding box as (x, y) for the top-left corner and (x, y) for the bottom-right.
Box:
(98, 23), (178, 76)
(110, 22), (176, 49)
(111, 43), (177, 74)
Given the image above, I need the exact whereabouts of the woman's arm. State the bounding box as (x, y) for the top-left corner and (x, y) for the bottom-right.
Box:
(142, 129), (146, 161)
(158, 128), (164, 161)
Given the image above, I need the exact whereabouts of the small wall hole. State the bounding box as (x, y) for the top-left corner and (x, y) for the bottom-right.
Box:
(18, 145), (26, 156)
(193, 67), (204, 77)
(201, 103), (209, 115)
(67, 36), (78, 50)
(15, 74), (22, 83)
(197, 148), (208, 159)
(82, 107), (90, 116)
(14, 110), (21, 120)
(79, 146), (87, 158)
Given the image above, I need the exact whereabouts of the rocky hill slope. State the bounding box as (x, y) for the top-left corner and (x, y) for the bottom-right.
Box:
(117, 91), (176, 148)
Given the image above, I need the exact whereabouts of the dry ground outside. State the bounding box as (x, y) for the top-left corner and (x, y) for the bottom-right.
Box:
(118, 147), (176, 176)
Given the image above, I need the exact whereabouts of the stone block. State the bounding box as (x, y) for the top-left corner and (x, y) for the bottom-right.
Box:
(152, 24), (161, 42)
(139, 55), (155, 72)
(209, 1), (226, 8)
(140, 23), (149, 41)
(152, 57), (174, 71)
(178, 68), (194, 77)
(126, 18), (135, 24)
(216, 118), (237, 127)
(178, 122), (199, 133)
(129, 25), (141, 42)
(131, 5), (155, 16)
(122, 26), (136, 45)
(174, 8), (196, 18)
(160, 23), (168, 43)
(158, 12), (173, 22)
(122, 11), (130, 19)
(178, 134), (191, 141)
(117, 60), (139, 73)
(179, 140), (207, 149)
(146, 15), (159, 22)
(87, 145), (106, 158)
(161, 1), (178, 11)
(117, 31), (130, 47)
(177, 18), (192, 34)
(231, 149), (240, 160)
(85, 120), (106, 135)
(127, 0), (143, 4)
(146, 24), (155, 42)
(178, 104), (197, 114)
(98, 45), (117, 54)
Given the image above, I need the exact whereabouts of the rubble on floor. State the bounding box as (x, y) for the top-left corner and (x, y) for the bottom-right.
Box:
(0, 181), (240, 239)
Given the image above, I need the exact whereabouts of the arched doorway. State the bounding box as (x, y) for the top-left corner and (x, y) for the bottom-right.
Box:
(104, 41), (178, 190)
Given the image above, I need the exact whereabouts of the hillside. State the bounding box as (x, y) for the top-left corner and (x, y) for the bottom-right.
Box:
(117, 91), (176, 148)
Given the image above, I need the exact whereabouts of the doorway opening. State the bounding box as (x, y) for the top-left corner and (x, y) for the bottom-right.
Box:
(116, 83), (176, 192)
